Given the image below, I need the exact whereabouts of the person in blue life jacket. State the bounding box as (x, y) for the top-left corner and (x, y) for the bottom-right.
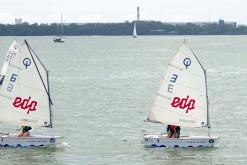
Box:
(18, 126), (32, 137)
(166, 125), (181, 138)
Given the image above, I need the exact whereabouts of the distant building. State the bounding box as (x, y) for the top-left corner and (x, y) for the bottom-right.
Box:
(166, 19), (237, 28)
(137, 7), (140, 21)
(15, 18), (22, 24)
(218, 19), (237, 28)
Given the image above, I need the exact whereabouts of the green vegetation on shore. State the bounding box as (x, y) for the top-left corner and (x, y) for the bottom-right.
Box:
(0, 20), (246, 36)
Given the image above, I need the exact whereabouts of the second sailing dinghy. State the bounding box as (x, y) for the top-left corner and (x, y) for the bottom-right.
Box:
(0, 40), (62, 147)
(144, 41), (219, 148)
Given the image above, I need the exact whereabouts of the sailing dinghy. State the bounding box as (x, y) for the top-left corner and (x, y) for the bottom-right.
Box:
(0, 40), (62, 147)
(133, 22), (137, 38)
(144, 41), (219, 148)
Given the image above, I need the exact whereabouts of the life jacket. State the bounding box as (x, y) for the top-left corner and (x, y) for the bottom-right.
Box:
(170, 125), (177, 132)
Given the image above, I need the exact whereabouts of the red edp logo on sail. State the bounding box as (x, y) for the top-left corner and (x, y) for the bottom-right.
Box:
(171, 95), (195, 113)
(12, 97), (38, 114)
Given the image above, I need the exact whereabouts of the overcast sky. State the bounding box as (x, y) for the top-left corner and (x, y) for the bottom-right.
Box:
(1, 0), (247, 24)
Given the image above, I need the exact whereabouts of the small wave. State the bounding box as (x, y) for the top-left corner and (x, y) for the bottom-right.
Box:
(207, 67), (247, 76)
(57, 141), (71, 148)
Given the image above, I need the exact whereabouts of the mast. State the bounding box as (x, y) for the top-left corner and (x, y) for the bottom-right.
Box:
(56, 23), (59, 37)
(47, 71), (53, 128)
(60, 13), (63, 38)
(205, 70), (211, 136)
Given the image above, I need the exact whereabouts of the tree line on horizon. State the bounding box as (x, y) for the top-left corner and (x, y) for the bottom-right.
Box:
(0, 20), (247, 36)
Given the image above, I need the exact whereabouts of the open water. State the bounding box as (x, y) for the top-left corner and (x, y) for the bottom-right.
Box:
(0, 36), (246, 164)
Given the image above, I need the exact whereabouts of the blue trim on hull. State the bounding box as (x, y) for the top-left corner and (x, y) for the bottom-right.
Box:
(0, 143), (54, 148)
(148, 144), (210, 148)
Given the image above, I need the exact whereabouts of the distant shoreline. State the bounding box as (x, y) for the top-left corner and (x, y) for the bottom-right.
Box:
(1, 20), (247, 36)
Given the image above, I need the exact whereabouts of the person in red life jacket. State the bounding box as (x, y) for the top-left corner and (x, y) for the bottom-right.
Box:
(166, 125), (181, 138)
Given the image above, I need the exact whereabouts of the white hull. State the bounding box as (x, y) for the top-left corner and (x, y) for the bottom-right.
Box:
(0, 134), (62, 147)
(144, 134), (219, 148)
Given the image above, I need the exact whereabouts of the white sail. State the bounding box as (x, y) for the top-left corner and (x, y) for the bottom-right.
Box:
(0, 40), (52, 127)
(133, 22), (137, 38)
(147, 42), (208, 128)
(1, 40), (20, 76)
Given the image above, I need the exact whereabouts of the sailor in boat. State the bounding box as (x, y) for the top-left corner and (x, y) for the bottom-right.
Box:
(166, 125), (181, 138)
(18, 126), (32, 137)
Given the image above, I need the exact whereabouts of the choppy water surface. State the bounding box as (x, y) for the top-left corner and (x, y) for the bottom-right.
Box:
(0, 36), (247, 164)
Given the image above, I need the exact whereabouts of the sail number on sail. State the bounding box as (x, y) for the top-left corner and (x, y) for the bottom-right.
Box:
(168, 74), (178, 93)
(12, 96), (37, 114)
(7, 74), (18, 92)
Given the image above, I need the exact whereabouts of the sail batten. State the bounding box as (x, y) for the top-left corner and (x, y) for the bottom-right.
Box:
(0, 40), (20, 77)
(147, 42), (208, 128)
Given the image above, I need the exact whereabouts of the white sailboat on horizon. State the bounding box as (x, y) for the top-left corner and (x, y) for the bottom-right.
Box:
(133, 22), (137, 38)
(144, 40), (219, 148)
(0, 40), (62, 147)
(54, 13), (65, 43)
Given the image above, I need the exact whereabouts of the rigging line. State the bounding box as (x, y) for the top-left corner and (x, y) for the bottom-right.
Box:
(191, 49), (206, 72)
(204, 70), (210, 131)
(26, 41), (48, 72)
(181, 42), (206, 71)
(25, 40), (53, 105)
(177, 43), (205, 73)
(47, 70), (53, 128)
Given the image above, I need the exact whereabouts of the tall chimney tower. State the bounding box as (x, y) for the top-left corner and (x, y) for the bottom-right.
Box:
(137, 7), (140, 21)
